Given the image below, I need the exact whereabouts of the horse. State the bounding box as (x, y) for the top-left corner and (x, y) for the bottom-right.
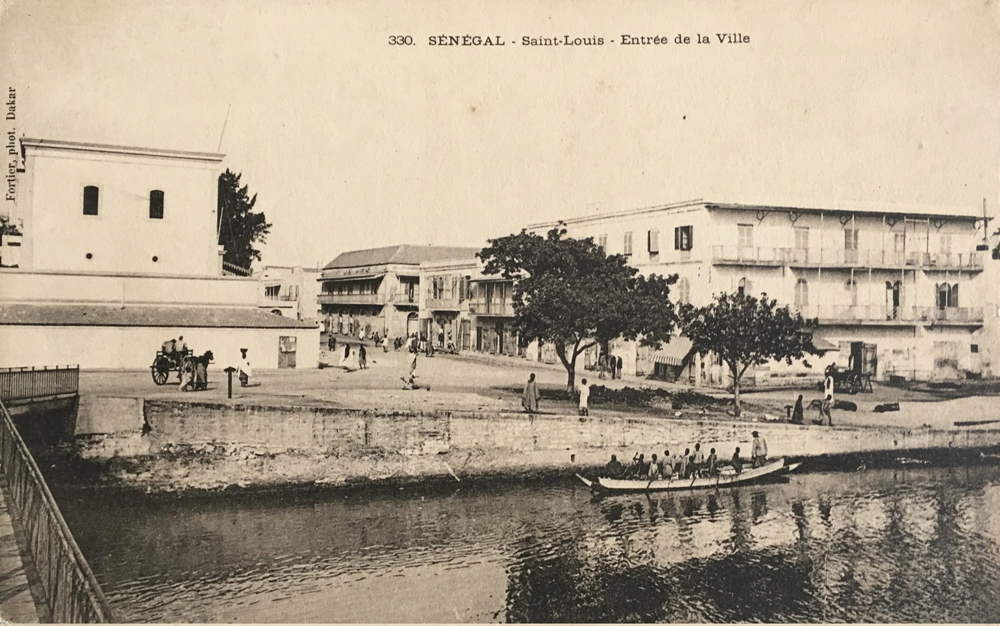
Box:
(181, 350), (214, 392)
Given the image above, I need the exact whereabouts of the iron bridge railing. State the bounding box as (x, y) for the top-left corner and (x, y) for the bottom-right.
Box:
(0, 366), (79, 403)
(0, 397), (114, 622)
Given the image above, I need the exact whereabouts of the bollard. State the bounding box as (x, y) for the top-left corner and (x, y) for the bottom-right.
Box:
(224, 367), (237, 399)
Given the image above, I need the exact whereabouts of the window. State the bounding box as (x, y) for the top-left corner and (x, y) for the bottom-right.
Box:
(737, 224), (754, 249)
(623, 232), (633, 256)
(597, 234), (607, 252)
(737, 277), (752, 297)
(674, 225), (693, 251)
(844, 229), (859, 262)
(149, 190), (164, 219)
(648, 229), (659, 254)
(794, 278), (809, 306)
(845, 278), (858, 306)
(936, 283), (959, 308)
(676, 277), (690, 304)
(972, 344), (979, 354)
(83, 186), (99, 215)
(894, 232), (906, 252)
(940, 235), (952, 255)
(265, 285), (279, 298)
(794, 227), (809, 251)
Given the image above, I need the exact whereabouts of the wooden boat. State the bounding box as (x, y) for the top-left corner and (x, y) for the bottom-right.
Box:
(576, 458), (799, 493)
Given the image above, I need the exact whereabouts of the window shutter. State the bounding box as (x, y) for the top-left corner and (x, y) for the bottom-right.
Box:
(674, 227), (681, 250)
(951, 283), (959, 307)
(687, 226), (693, 250)
(648, 230), (659, 253)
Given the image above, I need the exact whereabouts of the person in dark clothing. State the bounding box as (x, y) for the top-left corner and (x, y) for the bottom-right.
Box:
(791, 394), (804, 424)
(706, 448), (719, 476)
(604, 455), (623, 478)
(731, 447), (743, 474)
(609, 354), (617, 380)
(616, 356), (623, 379)
(358, 344), (367, 369)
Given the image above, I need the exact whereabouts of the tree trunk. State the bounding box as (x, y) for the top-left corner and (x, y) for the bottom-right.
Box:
(732, 372), (742, 417)
(555, 341), (575, 395)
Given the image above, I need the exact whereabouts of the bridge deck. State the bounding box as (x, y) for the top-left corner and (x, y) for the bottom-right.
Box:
(0, 478), (45, 623)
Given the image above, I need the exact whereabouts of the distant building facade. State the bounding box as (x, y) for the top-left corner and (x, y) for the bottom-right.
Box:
(531, 199), (991, 384)
(0, 138), (318, 370)
(319, 245), (479, 339)
(418, 258), (523, 356)
(258, 265), (321, 321)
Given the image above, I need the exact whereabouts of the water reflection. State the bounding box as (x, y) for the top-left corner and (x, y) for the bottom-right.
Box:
(51, 465), (1000, 623)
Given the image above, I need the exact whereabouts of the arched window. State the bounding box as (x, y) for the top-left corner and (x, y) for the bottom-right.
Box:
(149, 190), (164, 219)
(794, 278), (809, 307)
(936, 283), (959, 309)
(737, 277), (752, 296)
(83, 186), (99, 215)
(677, 277), (690, 305)
(845, 279), (858, 306)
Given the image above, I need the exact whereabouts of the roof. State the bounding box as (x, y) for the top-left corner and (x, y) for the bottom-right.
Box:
(529, 198), (985, 230)
(0, 304), (317, 329)
(323, 245), (480, 270)
(20, 138), (225, 163)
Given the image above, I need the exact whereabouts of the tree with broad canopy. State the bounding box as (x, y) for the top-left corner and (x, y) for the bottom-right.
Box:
(679, 291), (819, 416)
(479, 227), (680, 393)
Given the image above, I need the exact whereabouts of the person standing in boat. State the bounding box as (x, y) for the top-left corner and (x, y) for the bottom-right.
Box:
(706, 448), (719, 476)
(522, 373), (541, 414)
(751, 431), (768, 468)
(692, 443), (706, 477)
(604, 454), (623, 478)
(731, 447), (743, 474)
(679, 448), (691, 478)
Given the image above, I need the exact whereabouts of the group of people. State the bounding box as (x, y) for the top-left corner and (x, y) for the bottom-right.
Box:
(598, 353), (623, 380)
(788, 369), (836, 426)
(603, 432), (769, 481)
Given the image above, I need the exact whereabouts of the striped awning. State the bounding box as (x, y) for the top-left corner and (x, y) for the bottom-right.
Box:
(650, 336), (694, 366)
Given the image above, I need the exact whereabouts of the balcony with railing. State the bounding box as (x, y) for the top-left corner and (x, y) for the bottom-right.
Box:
(786, 248), (983, 271)
(425, 297), (466, 311)
(711, 246), (792, 266)
(317, 292), (385, 306)
(470, 297), (513, 316)
(797, 305), (984, 325)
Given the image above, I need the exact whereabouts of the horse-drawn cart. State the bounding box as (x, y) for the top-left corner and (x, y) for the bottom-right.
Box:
(150, 351), (185, 385)
(825, 364), (873, 395)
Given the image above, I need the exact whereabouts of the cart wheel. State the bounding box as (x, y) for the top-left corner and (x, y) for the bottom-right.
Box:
(848, 376), (860, 395)
(151, 367), (168, 386)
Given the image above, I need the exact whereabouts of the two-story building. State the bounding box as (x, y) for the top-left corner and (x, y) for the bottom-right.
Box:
(319, 245), (479, 340)
(257, 265), (321, 322)
(530, 199), (991, 384)
(0, 137), (319, 370)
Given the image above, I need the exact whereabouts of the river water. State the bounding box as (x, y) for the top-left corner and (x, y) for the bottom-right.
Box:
(52, 464), (1000, 623)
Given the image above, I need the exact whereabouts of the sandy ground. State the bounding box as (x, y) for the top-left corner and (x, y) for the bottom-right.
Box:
(79, 340), (1000, 431)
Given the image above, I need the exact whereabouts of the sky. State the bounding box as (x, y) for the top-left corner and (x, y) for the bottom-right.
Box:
(1, 0), (998, 268)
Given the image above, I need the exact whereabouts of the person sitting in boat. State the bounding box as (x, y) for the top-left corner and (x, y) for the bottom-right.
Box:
(659, 451), (673, 480)
(647, 454), (661, 481)
(731, 447), (743, 474)
(604, 454), (623, 479)
(706, 448), (719, 476)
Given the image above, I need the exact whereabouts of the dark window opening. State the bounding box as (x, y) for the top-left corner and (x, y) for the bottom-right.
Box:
(149, 190), (164, 219)
(674, 225), (693, 251)
(83, 186), (99, 215)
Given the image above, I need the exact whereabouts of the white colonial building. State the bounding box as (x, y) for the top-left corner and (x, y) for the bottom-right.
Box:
(257, 265), (321, 322)
(0, 137), (319, 370)
(531, 199), (993, 385)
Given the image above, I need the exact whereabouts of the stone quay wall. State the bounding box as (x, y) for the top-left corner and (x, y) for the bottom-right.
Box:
(71, 396), (1000, 490)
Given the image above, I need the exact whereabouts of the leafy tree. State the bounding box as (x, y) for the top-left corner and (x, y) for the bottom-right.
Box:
(479, 227), (679, 392)
(679, 291), (818, 416)
(217, 169), (271, 272)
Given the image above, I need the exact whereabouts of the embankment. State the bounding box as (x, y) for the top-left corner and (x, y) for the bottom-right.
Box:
(64, 395), (1000, 492)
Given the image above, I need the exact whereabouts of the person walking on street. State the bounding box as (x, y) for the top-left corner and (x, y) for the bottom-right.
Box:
(578, 378), (590, 416)
(791, 394), (804, 425)
(238, 348), (252, 387)
(522, 373), (541, 414)
(822, 370), (835, 426)
(751, 431), (768, 468)
(609, 354), (617, 380)
(358, 344), (367, 369)
(408, 349), (418, 377)
(616, 356), (623, 379)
